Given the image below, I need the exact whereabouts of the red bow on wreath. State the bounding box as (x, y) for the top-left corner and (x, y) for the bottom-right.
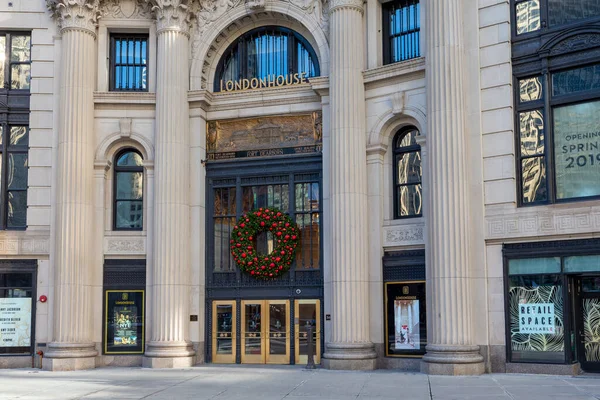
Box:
(230, 207), (299, 280)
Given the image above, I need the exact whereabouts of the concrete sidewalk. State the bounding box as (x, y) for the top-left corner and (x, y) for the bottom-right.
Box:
(0, 365), (600, 400)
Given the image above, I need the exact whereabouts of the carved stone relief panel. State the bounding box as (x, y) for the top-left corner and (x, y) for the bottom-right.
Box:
(383, 223), (425, 248)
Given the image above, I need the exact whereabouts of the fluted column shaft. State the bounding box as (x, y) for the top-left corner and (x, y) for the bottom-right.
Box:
(322, 0), (376, 370)
(45, 0), (100, 371)
(421, 0), (484, 375)
(144, 1), (195, 367)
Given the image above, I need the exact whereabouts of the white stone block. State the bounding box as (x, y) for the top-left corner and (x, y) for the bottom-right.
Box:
(482, 131), (514, 157)
(485, 244), (504, 278)
(481, 85), (512, 111)
(30, 77), (54, 94)
(31, 62), (54, 78)
(482, 107), (513, 134)
(31, 44), (54, 62)
(484, 179), (516, 205)
(32, 29), (54, 46)
(29, 112), (54, 130)
(27, 187), (51, 206)
(480, 63), (511, 89)
(28, 148), (52, 167)
(480, 42), (510, 68)
(27, 206), (51, 226)
(30, 93), (55, 111)
(488, 311), (506, 345)
(29, 127), (53, 146)
(27, 166), (52, 187)
(483, 154), (514, 181)
(478, 3), (509, 28)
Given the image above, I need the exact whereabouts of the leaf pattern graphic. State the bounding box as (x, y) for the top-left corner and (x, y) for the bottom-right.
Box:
(509, 280), (564, 353)
(583, 298), (600, 362)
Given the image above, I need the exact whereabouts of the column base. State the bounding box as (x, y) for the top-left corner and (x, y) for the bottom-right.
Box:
(43, 342), (97, 371)
(421, 344), (485, 375)
(143, 341), (195, 368)
(322, 342), (377, 370)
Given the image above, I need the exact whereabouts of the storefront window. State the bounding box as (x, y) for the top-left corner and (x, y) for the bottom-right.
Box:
(385, 281), (426, 357)
(508, 273), (565, 363)
(104, 290), (145, 354)
(0, 271), (33, 355)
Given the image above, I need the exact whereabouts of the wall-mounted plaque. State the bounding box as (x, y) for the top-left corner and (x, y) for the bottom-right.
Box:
(104, 290), (145, 354)
(0, 298), (32, 349)
(206, 112), (322, 161)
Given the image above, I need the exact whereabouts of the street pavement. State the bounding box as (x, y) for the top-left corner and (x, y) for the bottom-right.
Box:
(1, 365), (600, 400)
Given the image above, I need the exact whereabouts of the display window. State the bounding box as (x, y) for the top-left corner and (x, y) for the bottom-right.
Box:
(104, 290), (145, 354)
(384, 281), (426, 357)
(0, 263), (36, 355)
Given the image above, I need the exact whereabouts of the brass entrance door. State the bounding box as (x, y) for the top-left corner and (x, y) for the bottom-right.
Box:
(212, 300), (236, 363)
(241, 300), (290, 364)
(295, 299), (321, 364)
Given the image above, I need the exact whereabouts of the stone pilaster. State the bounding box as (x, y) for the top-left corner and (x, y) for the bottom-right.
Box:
(420, 0), (484, 375)
(143, 0), (195, 368)
(44, 0), (100, 371)
(322, 0), (376, 370)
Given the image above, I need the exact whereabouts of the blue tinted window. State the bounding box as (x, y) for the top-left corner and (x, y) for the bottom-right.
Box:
(384, 0), (421, 64)
(111, 35), (148, 91)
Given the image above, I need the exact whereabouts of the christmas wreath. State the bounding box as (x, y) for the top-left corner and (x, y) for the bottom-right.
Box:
(230, 207), (300, 279)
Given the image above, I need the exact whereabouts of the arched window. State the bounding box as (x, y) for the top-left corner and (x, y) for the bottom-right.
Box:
(393, 127), (422, 218)
(214, 26), (320, 92)
(114, 149), (144, 230)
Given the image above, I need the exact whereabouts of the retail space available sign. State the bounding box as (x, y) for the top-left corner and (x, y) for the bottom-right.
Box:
(519, 303), (555, 334)
(0, 298), (32, 347)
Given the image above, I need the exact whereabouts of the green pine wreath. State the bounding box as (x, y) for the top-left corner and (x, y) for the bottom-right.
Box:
(230, 208), (300, 279)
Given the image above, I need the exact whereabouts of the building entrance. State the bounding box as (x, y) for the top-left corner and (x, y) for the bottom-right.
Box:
(205, 155), (324, 365)
(576, 276), (600, 372)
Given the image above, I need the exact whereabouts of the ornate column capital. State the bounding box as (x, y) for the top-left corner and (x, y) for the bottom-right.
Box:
(146, 0), (193, 36)
(328, 0), (363, 14)
(46, 0), (100, 36)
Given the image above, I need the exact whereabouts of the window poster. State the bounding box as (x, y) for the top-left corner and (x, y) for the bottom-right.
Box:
(519, 303), (555, 334)
(0, 298), (32, 348)
(385, 281), (426, 357)
(104, 290), (144, 354)
(554, 100), (600, 199)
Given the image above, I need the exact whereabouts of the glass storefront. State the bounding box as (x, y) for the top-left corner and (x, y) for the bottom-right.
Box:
(504, 240), (600, 371)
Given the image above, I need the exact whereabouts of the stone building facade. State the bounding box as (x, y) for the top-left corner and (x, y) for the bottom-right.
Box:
(0, 0), (598, 375)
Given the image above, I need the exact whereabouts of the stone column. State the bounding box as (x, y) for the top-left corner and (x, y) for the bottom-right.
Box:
(143, 0), (195, 368)
(322, 0), (376, 370)
(44, 0), (100, 371)
(420, 0), (484, 375)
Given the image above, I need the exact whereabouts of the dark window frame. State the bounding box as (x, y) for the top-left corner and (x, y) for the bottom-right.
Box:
(213, 26), (320, 92)
(512, 0), (600, 40)
(109, 33), (149, 92)
(393, 127), (422, 219)
(0, 124), (29, 230)
(113, 148), (144, 231)
(382, 0), (421, 65)
(512, 0), (600, 207)
(0, 31), (31, 91)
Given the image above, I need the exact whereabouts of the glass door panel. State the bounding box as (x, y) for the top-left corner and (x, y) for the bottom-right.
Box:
(212, 301), (236, 363)
(295, 299), (320, 365)
(579, 277), (600, 372)
(266, 300), (290, 364)
(241, 301), (265, 363)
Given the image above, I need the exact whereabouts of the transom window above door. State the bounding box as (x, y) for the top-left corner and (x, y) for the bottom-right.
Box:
(214, 26), (320, 92)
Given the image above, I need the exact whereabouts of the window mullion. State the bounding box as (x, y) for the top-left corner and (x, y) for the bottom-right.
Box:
(0, 124), (8, 229)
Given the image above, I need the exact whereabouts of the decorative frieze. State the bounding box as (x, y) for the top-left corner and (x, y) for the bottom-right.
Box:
(104, 237), (146, 255)
(100, 0), (153, 19)
(46, 0), (101, 35)
(487, 207), (600, 240)
(383, 224), (424, 247)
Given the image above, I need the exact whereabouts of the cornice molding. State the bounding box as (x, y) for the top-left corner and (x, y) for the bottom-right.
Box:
(46, 0), (101, 36)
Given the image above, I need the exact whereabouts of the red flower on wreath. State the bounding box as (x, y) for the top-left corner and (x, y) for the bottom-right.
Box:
(230, 207), (300, 280)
